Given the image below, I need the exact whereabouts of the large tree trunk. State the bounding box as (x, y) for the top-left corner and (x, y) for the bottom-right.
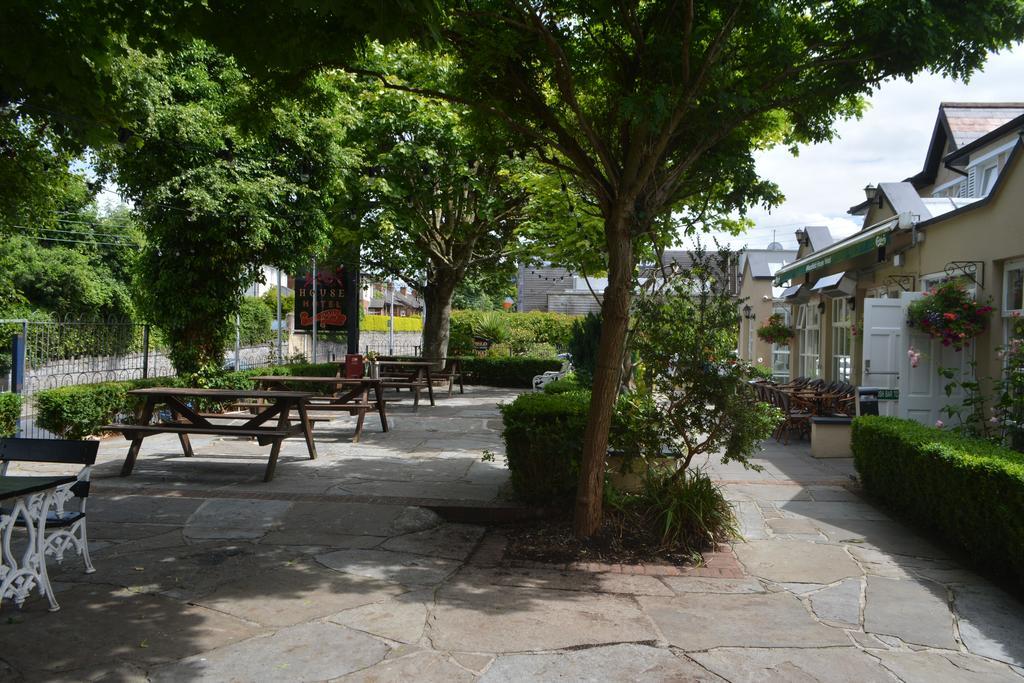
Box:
(421, 267), (459, 361)
(573, 210), (634, 538)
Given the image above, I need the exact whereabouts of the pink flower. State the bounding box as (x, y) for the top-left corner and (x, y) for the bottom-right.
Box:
(935, 420), (944, 428)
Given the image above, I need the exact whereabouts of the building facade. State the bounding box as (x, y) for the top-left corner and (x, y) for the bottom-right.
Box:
(771, 102), (1024, 423)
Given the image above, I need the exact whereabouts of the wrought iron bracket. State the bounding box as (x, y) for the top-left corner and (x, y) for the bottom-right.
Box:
(884, 274), (916, 292)
(944, 261), (984, 287)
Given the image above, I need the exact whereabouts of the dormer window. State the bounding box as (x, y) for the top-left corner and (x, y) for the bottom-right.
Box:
(980, 162), (999, 196)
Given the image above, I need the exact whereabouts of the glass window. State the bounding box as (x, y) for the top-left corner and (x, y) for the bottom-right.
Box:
(797, 303), (821, 378)
(980, 163), (998, 195)
(1004, 261), (1024, 316)
(831, 298), (853, 382)
(770, 305), (791, 382)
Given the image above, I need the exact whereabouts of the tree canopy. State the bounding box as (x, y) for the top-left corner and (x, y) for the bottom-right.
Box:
(100, 42), (359, 372)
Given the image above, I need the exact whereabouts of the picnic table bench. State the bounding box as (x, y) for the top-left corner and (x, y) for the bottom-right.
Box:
(250, 376), (389, 442)
(102, 387), (317, 482)
(377, 356), (465, 396)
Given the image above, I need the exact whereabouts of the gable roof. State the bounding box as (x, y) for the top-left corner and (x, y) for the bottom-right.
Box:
(795, 225), (834, 252)
(745, 249), (798, 279)
(908, 102), (1024, 189)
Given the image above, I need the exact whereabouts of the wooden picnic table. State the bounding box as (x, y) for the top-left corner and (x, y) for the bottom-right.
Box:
(103, 387), (317, 482)
(376, 360), (435, 408)
(250, 376), (389, 442)
(377, 356), (465, 396)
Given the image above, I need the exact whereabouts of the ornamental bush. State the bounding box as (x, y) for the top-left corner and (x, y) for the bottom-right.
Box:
(500, 390), (592, 505)
(0, 392), (22, 436)
(852, 416), (1024, 589)
(457, 356), (563, 387)
(449, 310), (577, 355)
(906, 280), (993, 350)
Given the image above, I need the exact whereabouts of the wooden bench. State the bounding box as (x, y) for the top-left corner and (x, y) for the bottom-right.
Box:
(251, 376), (389, 442)
(103, 387), (316, 482)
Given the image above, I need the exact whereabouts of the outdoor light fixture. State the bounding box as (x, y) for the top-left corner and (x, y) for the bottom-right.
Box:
(864, 184), (883, 208)
(847, 296), (857, 311)
(742, 304), (754, 319)
(817, 301), (826, 314)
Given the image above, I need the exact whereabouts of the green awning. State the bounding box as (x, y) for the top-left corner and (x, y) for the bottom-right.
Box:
(774, 220), (896, 285)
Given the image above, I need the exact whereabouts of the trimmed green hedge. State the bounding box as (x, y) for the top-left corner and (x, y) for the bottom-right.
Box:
(458, 356), (563, 388)
(34, 363), (341, 439)
(501, 390), (592, 505)
(449, 310), (577, 355)
(0, 392), (21, 436)
(542, 373), (582, 394)
(852, 416), (1024, 589)
(361, 314), (422, 332)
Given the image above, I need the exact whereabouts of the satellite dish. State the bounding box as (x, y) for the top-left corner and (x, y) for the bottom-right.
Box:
(767, 241), (784, 251)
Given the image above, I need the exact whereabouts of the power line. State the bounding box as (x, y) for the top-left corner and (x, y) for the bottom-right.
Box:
(7, 227), (142, 249)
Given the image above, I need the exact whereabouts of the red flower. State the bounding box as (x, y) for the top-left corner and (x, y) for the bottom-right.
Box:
(943, 312), (958, 321)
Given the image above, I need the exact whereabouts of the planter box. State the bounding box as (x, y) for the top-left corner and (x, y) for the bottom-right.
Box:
(606, 451), (680, 492)
(810, 416), (853, 458)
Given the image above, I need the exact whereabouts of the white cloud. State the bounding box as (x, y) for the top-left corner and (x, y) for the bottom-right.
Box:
(696, 45), (1024, 251)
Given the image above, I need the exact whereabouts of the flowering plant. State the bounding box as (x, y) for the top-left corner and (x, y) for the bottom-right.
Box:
(906, 281), (992, 351)
(756, 313), (794, 345)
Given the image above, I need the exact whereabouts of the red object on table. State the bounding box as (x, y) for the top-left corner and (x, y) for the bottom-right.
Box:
(345, 354), (365, 378)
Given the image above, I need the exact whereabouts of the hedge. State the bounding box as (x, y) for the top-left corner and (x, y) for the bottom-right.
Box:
(34, 363), (340, 440)
(500, 390), (592, 505)
(542, 373), (582, 394)
(500, 389), (658, 505)
(0, 392), (21, 436)
(360, 314), (423, 332)
(852, 416), (1024, 589)
(449, 310), (577, 355)
(457, 356), (563, 388)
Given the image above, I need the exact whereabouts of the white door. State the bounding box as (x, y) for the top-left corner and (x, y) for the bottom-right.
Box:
(861, 297), (903, 416)
(898, 292), (971, 425)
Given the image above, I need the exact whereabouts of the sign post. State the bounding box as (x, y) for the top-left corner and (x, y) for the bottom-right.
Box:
(294, 262), (360, 360)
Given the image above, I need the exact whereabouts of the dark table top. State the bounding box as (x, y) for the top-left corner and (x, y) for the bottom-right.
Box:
(127, 387), (314, 400)
(251, 376), (382, 385)
(0, 475), (77, 502)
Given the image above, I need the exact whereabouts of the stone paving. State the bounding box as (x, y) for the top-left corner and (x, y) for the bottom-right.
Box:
(2, 386), (1024, 681)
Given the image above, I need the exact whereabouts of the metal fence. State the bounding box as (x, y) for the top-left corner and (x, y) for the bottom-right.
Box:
(1, 317), (429, 438)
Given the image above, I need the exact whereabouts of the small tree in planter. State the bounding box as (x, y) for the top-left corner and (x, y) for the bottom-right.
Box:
(631, 249), (782, 472)
(756, 314), (794, 346)
(605, 248), (782, 550)
(907, 280), (993, 351)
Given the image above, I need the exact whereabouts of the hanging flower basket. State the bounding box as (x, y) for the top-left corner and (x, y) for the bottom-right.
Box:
(906, 280), (993, 351)
(756, 314), (794, 346)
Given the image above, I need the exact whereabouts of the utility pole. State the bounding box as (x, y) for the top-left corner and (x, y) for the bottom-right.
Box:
(276, 268), (283, 361)
(311, 256), (318, 363)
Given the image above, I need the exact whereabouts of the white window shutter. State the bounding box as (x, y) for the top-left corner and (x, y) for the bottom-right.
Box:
(967, 167), (977, 197)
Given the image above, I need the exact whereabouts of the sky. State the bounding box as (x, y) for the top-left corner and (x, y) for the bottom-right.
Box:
(701, 45), (1024, 252)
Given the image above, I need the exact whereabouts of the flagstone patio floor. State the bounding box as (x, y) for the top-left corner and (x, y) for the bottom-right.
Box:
(3, 386), (1024, 681)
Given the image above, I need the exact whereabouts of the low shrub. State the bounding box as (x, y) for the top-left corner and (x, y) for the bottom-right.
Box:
(0, 392), (22, 436)
(449, 310), (577, 355)
(606, 467), (739, 552)
(500, 389), (666, 504)
(852, 416), (1024, 589)
(567, 312), (601, 385)
(33, 363), (343, 439)
(360, 314), (423, 333)
(500, 390), (592, 505)
(458, 356), (563, 388)
(542, 373), (583, 394)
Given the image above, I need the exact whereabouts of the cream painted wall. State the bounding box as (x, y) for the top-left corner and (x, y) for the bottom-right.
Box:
(736, 262), (776, 368)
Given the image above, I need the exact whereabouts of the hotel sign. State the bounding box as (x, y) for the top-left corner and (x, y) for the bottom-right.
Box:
(294, 265), (358, 331)
(775, 230), (892, 285)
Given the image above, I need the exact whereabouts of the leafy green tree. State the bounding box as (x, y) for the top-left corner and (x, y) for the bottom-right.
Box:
(100, 42), (358, 373)
(424, 1), (1024, 536)
(631, 248), (780, 470)
(342, 45), (532, 359)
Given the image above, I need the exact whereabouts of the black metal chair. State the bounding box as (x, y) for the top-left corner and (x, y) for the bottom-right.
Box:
(0, 438), (99, 574)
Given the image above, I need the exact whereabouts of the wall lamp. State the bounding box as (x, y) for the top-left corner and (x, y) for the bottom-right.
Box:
(742, 304), (755, 320)
(864, 184), (883, 208)
(817, 301), (826, 314)
(847, 296), (857, 311)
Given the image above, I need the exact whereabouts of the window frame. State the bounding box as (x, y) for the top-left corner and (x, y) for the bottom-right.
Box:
(830, 298), (853, 382)
(1003, 259), (1024, 318)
